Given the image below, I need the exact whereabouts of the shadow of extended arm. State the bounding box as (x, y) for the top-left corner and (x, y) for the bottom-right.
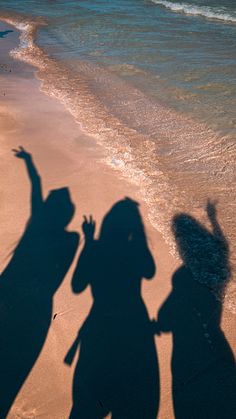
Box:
(206, 200), (228, 252)
(13, 147), (43, 217)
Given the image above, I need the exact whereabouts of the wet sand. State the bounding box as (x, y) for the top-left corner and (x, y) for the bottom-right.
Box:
(0, 22), (235, 419)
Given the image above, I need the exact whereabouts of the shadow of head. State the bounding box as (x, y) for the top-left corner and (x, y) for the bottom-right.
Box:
(99, 196), (144, 243)
(172, 213), (230, 291)
(43, 187), (75, 229)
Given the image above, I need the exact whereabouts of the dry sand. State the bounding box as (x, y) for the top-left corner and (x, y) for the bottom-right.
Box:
(0, 22), (235, 419)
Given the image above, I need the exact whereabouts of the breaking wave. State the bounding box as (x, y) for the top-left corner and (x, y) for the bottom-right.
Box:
(151, 1), (236, 23)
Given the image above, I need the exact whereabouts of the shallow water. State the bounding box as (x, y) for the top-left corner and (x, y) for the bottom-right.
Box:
(0, 0), (235, 312)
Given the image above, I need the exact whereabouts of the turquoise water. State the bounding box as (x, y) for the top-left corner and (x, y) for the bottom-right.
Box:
(0, 1), (236, 310)
(1, 1), (236, 137)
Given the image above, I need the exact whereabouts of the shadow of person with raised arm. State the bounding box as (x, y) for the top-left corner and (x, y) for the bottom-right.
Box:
(65, 198), (159, 419)
(0, 147), (79, 418)
(156, 200), (236, 419)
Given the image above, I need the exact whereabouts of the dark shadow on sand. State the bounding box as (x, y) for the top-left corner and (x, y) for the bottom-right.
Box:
(65, 198), (159, 419)
(0, 30), (13, 39)
(0, 147), (79, 418)
(156, 201), (236, 419)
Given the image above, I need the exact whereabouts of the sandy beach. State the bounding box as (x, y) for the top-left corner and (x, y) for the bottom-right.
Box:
(0, 21), (235, 419)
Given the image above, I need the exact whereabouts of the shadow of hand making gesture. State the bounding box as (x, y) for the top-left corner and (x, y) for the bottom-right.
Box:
(155, 200), (236, 419)
(66, 197), (159, 419)
(0, 147), (79, 417)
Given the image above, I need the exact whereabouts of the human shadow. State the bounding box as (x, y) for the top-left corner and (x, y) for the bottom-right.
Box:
(0, 147), (79, 418)
(156, 200), (236, 419)
(0, 30), (13, 39)
(65, 198), (159, 419)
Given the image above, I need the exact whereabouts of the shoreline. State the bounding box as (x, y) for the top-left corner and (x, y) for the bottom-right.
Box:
(0, 20), (235, 419)
(1, 12), (236, 313)
(0, 21), (176, 418)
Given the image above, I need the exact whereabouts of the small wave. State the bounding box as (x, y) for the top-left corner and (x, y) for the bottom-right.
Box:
(151, 1), (236, 23)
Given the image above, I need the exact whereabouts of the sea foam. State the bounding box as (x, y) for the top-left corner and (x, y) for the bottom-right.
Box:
(151, 0), (236, 23)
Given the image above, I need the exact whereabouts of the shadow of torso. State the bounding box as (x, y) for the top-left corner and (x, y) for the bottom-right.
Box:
(0, 212), (78, 417)
(70, 232), (159, 419)
(158, 266), (236, 419)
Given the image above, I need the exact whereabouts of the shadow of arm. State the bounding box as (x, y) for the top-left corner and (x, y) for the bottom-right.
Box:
(25, 155), (43, 217)
(142, 248), (156, 279)
(134, 232), (156, 279)
(13, 147), (43, 217)
(156, 297), (172, 333)
(130, 218), (156, 279)
(207, 200), (228, 250)
(71, 240), (94, 293)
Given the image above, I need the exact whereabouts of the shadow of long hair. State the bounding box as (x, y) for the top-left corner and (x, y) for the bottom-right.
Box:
(66, 197), (159, 419)
(173, 204), (230, 297)
(157, 202), (236, 419)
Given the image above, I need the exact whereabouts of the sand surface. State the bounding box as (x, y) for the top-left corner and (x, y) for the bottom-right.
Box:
(0, 22), (235, 419)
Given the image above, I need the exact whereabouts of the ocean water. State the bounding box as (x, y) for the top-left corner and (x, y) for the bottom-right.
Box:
(0, 1), (235, 311)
